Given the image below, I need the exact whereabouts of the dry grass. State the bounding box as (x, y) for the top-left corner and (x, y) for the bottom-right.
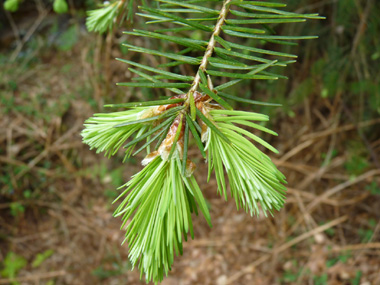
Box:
(1, 2), (380, 284)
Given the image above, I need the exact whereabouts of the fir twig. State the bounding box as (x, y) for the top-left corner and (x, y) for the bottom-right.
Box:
(81, 0), (323, 282)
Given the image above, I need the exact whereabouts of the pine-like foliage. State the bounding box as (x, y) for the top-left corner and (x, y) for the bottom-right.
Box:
(81, 0), (322, 283)
(86, 0), (137, 33)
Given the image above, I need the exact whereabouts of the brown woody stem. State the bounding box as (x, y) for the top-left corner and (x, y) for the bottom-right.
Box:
(186, 0), (232, 103)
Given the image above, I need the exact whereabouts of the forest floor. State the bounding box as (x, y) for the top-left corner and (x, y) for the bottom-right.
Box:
(1, 5), (380, 285)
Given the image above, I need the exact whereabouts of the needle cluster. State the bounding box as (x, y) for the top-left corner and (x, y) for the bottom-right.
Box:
(81, 0), (322, 283)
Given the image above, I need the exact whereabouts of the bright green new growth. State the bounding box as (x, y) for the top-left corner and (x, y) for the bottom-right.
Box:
(86, 0), (137, 34)
(205, 109), (287, 216)
(82, 107), (150, 157)
(113, 156), (211, 282)
(81, 0), (322, 283)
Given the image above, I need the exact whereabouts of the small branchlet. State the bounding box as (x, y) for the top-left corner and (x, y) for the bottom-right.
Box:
(81, 0), (323, 282)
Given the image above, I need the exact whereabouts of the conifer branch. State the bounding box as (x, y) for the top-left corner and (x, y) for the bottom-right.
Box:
(81, 1), (324, 282)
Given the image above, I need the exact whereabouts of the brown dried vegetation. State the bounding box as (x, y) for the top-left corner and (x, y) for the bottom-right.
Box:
(1, 1), (379, 284)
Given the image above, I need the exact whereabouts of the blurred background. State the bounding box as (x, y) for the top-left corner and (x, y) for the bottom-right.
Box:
(0, 0), (379, 284)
